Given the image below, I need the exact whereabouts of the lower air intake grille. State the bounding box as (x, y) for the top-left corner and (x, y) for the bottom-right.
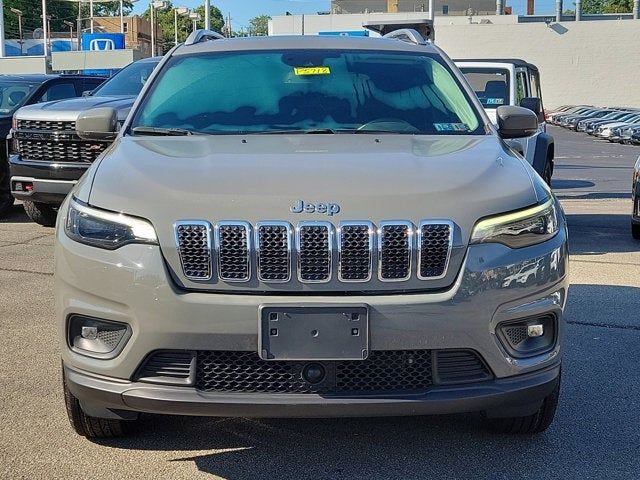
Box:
(298, 223), (331, 282)
(196, 350), (434, 394)
(176, 223), (212, 280)
(136, 350), (196, 385)
(419, 223), (452, 279)
(434, 350), (492, 384)
(217, 223), (250, 281)
(379, 223), (411, 280)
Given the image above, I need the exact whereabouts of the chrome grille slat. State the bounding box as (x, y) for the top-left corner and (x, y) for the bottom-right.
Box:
(216, 222), (251, 282)
(175, 222), (212, 280)
(256, 222), (292, 282)
(297, 222), (332, 283)
(418, 222), (453, 280)
(338, 222), (373, 282)
(17, 119), (76, 131)
(378, 222), (413, 282)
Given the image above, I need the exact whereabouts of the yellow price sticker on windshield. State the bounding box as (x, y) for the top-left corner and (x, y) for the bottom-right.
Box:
(294, 67), (331, 76)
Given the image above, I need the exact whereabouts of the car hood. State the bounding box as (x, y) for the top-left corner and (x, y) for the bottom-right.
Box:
(14, 95), (136, 122)
(87, 133), (539, 235)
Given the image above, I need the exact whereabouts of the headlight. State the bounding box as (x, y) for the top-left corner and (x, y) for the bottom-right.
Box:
(470, 197), (559, 248)
(65, 197), (158, 250)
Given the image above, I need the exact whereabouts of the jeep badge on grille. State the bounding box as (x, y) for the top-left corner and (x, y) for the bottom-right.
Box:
(290, 200), (341, 216)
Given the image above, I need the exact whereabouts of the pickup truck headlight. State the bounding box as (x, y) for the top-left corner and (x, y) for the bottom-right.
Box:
(470, 197), (559, 248)
(65, 197), (158, 250)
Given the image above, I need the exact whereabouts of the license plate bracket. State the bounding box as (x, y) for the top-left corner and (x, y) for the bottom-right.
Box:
(259, 305), (369, 361)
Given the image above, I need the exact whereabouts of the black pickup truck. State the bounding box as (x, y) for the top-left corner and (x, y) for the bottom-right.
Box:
(1, 74), (106, 218)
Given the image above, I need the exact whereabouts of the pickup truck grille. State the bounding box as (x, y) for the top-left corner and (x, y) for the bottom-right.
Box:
(14, 119), (109, 163)
(175, 220), (453, 286)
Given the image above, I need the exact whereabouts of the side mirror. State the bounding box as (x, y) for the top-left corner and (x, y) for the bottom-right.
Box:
(496, 106), (539, 139)
(76, 107), (118, 141)
(520, 97), (544, 123)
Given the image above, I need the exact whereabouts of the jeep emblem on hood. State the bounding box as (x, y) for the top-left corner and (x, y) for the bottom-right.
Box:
(290, 199), (341, 216)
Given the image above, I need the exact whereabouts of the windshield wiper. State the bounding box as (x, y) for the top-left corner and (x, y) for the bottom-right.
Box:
(244, 128), (339, 135)
(131, 126), (195, 136)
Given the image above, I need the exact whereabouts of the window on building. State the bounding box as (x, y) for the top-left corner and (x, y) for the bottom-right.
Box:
(442, 5), (449, 15)
(123, 22), (128, 33)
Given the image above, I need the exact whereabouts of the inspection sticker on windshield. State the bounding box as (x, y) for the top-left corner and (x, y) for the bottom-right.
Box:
(433, 123), (470, 132)
(294, 67), (331, 76)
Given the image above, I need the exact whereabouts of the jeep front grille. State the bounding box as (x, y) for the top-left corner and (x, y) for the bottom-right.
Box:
(175, 222), (212, 280)
(174, 220), (454, 285)
(338, 223), (373, 282)
(378, 222), (412, 281)
(256, 223), (291, 282)
(297, 222), (332, 282)
(216, 222), (251, 282)
(418, 222), (453, 279)
(15, 119), (109, 163)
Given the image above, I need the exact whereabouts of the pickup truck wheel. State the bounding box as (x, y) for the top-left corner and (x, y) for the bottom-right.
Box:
(632, 222), (640, 240)
(487, 373), (560, 434)
(0, 161), (14, 217)
(23, 200), (58, 227)
(63, 371), (131, 438)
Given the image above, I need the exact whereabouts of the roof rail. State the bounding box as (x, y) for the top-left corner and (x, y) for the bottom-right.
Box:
(382, 28), (427, 45)
(184, 29), (225, 46)
(363, 19), (434, 41)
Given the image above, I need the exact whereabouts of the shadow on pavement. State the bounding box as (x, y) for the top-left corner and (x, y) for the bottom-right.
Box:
(565, 213), (639, 254)
(0, 203), (31, 224)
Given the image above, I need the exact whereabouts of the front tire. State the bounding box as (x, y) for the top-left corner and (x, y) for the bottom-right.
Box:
(63, 371), (131, 438)
(632, 222), (640, 240)
(487, 373), (560, 434)
(23, 200), (58, 227)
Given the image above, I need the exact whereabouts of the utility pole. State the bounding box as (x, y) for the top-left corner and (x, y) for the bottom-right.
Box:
(11, 8), (24, 56)
(0, 0), (5, 58)
(204, 0), (210, 29)
(42, 0), (49, 57)
(90, 0), (94, 33)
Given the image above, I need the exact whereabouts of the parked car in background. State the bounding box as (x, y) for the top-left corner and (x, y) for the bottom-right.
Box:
(8, 58), (160, 226)
(455, 59), (555, 184)
(579, 111), (632, 132)
(0, 74), (106, 218)
(633, 156), (640, 239)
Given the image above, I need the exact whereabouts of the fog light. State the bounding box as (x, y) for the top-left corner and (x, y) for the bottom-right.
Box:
(527, 324), (544, 338)
(497, 314), (556, 359)
(81, 326), (98, 340)
(67, 315), (131, 359)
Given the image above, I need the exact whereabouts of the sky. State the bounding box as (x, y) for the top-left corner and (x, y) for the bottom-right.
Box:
(132, 0), (559, 31)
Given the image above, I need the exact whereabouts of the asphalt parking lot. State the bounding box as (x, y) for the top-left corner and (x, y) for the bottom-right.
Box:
(1, 126), (639, 479)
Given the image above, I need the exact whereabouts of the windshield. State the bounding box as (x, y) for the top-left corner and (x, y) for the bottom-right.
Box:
(131, 50), (483, 135)
(92, 60), (159, 97)
(458, 67), (509, 109)
(0, 80), (39, 115)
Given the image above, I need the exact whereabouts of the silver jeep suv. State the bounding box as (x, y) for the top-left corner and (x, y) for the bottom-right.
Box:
(56, 30), (568, 438)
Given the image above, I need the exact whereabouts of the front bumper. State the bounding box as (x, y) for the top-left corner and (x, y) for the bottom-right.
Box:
(56, 206), (569, 419)
(65, 362), (561, 419)
(9, 154), (88, 204)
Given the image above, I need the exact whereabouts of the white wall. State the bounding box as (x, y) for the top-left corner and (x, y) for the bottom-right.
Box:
(270, 13), (640, 108)
(435, 20), (640, 108)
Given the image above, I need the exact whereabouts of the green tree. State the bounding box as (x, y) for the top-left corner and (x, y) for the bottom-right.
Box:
(2, 0), (77, 39)
(142, 2), (224, 52)
(142, 2), (225, 51)
(248, 14), (270, 36)
(580, 0), (633, 12)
